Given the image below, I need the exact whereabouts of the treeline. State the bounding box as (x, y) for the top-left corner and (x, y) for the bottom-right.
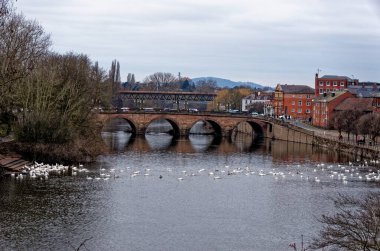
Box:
(122, 72), (218, 93)
(329, 110), (380, 143)
(0, 0), (112, 162)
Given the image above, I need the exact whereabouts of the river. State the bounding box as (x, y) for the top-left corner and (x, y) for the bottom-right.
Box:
(0, 131), (379, 251)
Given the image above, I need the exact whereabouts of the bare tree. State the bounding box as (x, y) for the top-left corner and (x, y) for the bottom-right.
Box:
(143, 72), (178, 91)
(15, 52), (102, 144)
(0, 1), (50, 135)
(0, 10), (51, 109)
(357, 113), (372, 142)
(337, 110), (363, 141)
(359, 113), (380, 144)
(310, 192), (380, 251)
(329, 111), (344, 137)
(108, 60), (121, 108)
(248, 102), (264, 114)
(0, 0), (11, 20)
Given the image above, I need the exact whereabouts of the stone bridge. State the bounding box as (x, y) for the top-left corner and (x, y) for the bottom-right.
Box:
(97, 111), (269, 138)
(96, 112), (315, 144)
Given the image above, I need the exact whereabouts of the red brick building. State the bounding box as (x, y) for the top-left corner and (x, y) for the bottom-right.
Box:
(315, 73), (359, 97)
(274, 84), (315, 120)
(312, 91), (354, 128)
(335, 98), (377, 114)
(374, 94), (380, 113)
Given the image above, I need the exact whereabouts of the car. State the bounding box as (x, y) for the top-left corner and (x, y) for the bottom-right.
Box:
(251, 112), (259, 116)
(143, 108), (155, 112)
(189, 108), (199, 113)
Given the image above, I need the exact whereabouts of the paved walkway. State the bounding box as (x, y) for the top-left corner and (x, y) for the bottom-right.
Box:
(0, 134), (32, 174)
(0, 154), (31, 173)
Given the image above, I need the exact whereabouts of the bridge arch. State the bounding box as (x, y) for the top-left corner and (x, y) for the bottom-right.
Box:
(145, 116), (181, 138)
(189, 119), (222, 137)
(232, 120), (265, 140)
(102, 117), (138, 135)
(246, 120), (265, 138)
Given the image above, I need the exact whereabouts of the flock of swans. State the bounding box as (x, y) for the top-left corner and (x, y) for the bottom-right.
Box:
(11, 162), (89, 180)
(10, 159), (380, 186)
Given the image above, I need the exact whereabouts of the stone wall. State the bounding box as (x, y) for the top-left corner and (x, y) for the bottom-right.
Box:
(313, 136), (380, 160)
(270, 123), (314, 144)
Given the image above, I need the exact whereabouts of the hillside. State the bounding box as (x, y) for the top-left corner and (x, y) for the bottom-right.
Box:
(192, 77), (267, 89)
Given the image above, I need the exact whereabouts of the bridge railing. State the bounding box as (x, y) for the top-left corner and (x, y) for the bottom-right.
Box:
(97, 109), (271, 119)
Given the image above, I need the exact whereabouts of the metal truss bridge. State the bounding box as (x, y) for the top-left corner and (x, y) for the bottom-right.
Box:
(118, 90), (217, 110)
(118, 90), (217, 102)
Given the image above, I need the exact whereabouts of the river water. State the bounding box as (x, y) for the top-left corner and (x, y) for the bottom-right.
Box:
(0, 131), (379, 251)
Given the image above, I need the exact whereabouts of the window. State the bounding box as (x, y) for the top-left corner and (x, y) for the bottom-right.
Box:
(340, 82), (345, 86)
(306, 101), (311, 106)
(298, 101), (302, 106)
(291, 101), (295, 105)
(306, 109), (310, 114)
(306, 95), (311, 99)
(298, 95), (302, 98)
(291, 109), (295, 113)
(298, 108), (302, 113)
(326, 81), (330, 86)
(333, 81), (338, 86)
(319, 81), (323, 86)
(319, 89), (323, 94)
(292, 94), (295, 98)
(326, 89), (330, 93)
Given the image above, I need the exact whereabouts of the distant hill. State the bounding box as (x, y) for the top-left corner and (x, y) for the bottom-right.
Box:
(192, 77), (267, 89)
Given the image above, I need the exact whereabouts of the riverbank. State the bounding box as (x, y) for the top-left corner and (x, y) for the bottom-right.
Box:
(0, 136), (108, 169)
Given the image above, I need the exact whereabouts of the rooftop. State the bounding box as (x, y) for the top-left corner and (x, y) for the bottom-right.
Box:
(347, 85), (380, 98)
(319, 75), (353, 80)
(278, 84), (314, 94)
(314, 91), (350, 102)
(334, 97), (375, 112)
(243, 92), (273, 100)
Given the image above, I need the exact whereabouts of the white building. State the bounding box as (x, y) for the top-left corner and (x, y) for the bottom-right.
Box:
(241, 92), (273, 112)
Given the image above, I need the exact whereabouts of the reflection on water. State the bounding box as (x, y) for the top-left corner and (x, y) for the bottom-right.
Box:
(101, 128), (357, 165)
(189, 134), (214, 152)
(231, 131), (254, 151)
(102, 130), (251, 153)
(146, 119), (173, 134)
(101, 131), (133, 151)
(145, 134), (175, 150)
(103, 118), (132, 132)
(189, 121), (215, 134)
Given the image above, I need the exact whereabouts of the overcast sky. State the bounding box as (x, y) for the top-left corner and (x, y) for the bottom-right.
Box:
(15, 0), (380, 86)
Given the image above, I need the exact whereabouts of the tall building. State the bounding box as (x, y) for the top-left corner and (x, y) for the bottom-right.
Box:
(314, 73), (359, 96)
(274, 84), (315, 120)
